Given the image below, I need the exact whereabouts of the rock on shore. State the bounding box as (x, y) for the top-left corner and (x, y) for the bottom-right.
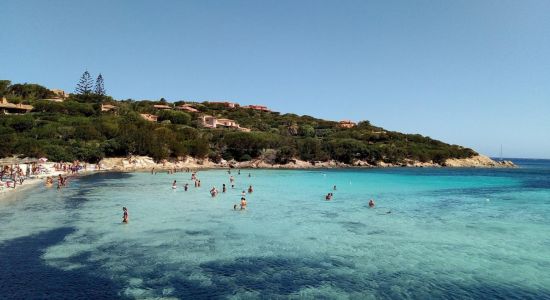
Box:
(98, 154), (515, 171)
(444, 155), (516, 168)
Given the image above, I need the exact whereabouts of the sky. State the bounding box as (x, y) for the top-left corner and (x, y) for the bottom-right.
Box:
(2, 0), (550, 159)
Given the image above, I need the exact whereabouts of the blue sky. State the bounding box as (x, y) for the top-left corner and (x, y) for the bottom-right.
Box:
(2, 0), (549, 158)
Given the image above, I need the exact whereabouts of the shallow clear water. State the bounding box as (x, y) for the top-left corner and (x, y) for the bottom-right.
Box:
(1, 160), (550, 299)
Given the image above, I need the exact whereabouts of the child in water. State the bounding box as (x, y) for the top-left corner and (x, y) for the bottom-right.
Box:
(369, 199), (375, 208)
(122, 207), (129, 223)
(248, 185), (253, 193)
(240, 197), (247, 210)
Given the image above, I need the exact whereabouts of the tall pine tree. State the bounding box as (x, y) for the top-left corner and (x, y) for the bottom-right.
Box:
(94, 73), (105, 96)
(75, 71), (93, 95)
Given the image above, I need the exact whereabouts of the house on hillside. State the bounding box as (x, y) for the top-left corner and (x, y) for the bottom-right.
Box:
(208, 101), (237, 108)
(199, 115), (251, 132)
(51, 89), (69, 99)
(216, 118), (238, 128)
(140, 113), (158, 122)
(0, 97), (33, 114)
(40, 89), (69, 102)
(244, 105), (271, 112)
(175, 104), (199, 113)
(153, 104), (172, 110)
(101, 104), (117, 112)
(338, 120), (356, 128)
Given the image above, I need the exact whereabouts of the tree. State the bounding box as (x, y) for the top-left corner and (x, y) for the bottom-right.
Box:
(75, 71), (93, 95)
(94, 73), (105, 96)
(0, 80), (11, 97)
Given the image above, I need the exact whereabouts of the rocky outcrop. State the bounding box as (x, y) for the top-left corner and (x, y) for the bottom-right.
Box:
(98, 154), (515, 171)
(443, 155), (516, 168)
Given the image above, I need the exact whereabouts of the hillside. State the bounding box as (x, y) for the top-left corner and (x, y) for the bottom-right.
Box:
(0, 80), (483, 166)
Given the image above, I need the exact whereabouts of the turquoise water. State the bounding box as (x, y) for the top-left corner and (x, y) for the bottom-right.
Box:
(1, 160), (550, 299)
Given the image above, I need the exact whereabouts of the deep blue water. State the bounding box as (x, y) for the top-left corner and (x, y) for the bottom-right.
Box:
(0, 159), (549, 299)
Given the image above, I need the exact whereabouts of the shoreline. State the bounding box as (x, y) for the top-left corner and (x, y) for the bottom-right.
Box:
(0, 164), (102, 202)
(99, 154), (517, 172)
(0, 155), (516, 201)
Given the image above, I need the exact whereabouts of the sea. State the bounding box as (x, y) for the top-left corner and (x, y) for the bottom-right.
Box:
(1, 159), (549, 299)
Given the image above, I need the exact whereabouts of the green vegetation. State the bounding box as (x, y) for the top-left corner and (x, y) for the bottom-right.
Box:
(0, 78), (476, 164)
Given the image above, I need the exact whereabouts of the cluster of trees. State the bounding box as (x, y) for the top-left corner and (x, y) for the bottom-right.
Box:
(0, 78), (477, 164)
(0, 80), (55, 102)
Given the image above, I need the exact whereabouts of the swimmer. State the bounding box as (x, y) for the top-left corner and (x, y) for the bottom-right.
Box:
(122, 207), (129, 223)
(210, 187), (218, 197)
(241, 190), (246, 197)
(233, 204), (238, 210)
(231, 184), (235, 189)
(222, 184), (227, 193)
(238, 169), (241, 175)
(248, 173), (251, 178)
(368, 199), (375, 208)
(248, 185), (253, 193)
(240, 197), (247, 210)
(184, 183), (189, 191)
(172, 180), (177, 189)
(230, 176), (234, 183)
(325, 193), (332, 201)
(333, 185), (337, 191)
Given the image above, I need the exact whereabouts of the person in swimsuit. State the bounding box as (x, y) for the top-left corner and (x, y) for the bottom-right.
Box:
(172, 180), (177, 189)
(333, 185), (337, 191)
(240, 197), (247, 210)
(122, 207), (129, 223)
(184, 183), (189, 191)
(369, 199), (375, 208)
(230, 176), (234, 183)
(248, 185), (253, 193)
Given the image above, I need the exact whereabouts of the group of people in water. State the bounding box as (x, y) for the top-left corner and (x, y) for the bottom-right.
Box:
(44, 173), (70, 190)
(325, 184), (376, 208)
(121, 168), (380, 223)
